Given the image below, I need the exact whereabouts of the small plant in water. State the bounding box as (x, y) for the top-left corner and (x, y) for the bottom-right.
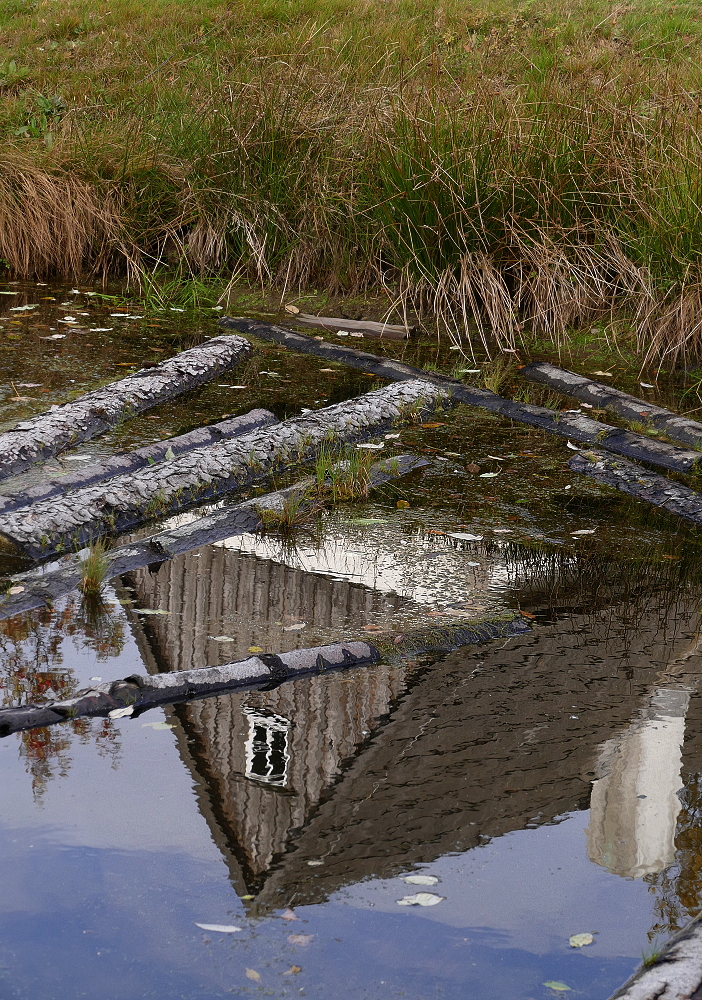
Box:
(315, 446), (374, 501)
(641, 939), (664, 967)
(80, 540), (109, 599)
(481, 357), (518, 394)
(258, 488), (323, 533)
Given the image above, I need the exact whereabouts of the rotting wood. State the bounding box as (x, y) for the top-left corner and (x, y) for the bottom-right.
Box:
(568, 449), (702, 525)
(521, 360), (702, 451)
(219, 318), (702, 475)
(0, 408), (278, 515)
(0, 374), (448, 561)
(292, 313), (411, 339)
(0, 615), (531, 736)
(0, 334), (252, 481)
(0, 453), (428, 619)
(605, 914), (702, 1000)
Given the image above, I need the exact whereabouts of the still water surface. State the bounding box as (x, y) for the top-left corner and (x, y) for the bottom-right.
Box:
(0, 284), (701, 999)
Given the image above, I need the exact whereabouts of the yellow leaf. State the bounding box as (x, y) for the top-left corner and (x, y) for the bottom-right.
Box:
(248, 646), (263, 653)
(246, 968), (261, 982)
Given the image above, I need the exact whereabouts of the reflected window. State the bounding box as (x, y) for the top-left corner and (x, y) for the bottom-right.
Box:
(243, 708), (291, 787)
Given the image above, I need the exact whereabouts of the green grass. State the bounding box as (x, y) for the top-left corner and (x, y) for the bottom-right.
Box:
(2, 0), (702, 359)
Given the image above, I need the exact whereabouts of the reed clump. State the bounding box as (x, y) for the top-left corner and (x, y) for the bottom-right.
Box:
(79, 540), (109, 599)
(3, 0), (702, 360)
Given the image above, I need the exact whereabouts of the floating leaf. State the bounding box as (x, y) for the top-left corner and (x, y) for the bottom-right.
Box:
(479, 472), (499, 478)
(283, 622), (306, 631)
(108, 706), (134, 719)
(164, 446), (175, 460)
(307, 860), (323, 866)
(493, 528), (512, 534)
(90, 327), (113, 332)
(403, 874), (439, 885)
(571, 529), (596, 536)
(448, 532), (483, 542)
(487, 455), (505, 461)
(284, 304), (300, 314)
(590, 371), (613, 377)
(282, 965), (303, 975)
(356, 442), (384, 450)
(210, 635), (235, 642)
(569, 932), (594, 948)
(396, 892), (445, 906)
(195, 923), (242, 934)
(137, 608), (170, 615)
(543, 982), (572, 992)
(248, 646), (263, 653)
(7, 585), (24, 594)
(385, 432), (401, 439)
(421, 422), (447, 429)
(9, 304), (38, 312)
(245, 968), (261, 982)
(466, 462), (480, 473)
(396, 500), (410, 509)
(288, 934), (314, 946)
(40, 334), (66, 340)
(566, 441), (580, 451)
(281, 909), (299, 921)
(640, 382), (655, 388)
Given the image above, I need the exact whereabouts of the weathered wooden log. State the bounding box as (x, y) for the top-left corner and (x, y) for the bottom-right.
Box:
(0, 334), (252, 481)
(0, 409), (277, 515)
(568, 449), (702, 526)
(0, 378), (448, 562)
(521, 360), (702, 450)
(606, 915), (702, 1000)
(0, 454), (428, 619)
(0, 614), (530, 736)
(220, 319), (702, 475)
(292, 313), (411, 339)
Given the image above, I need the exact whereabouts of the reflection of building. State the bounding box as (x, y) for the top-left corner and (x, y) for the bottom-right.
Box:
(587, 687), (690, 878)
(123, 537), (702, 911)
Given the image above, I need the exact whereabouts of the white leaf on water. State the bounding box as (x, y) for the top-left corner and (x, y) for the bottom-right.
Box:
(467, 561), (481, 567)
(487, 455), (505, 460)
(448, 532), (483, 542)
(493, 528), (512, 534)
(58, 317), (77, 323)
(0, 291), (18, 295)
(8, 585), (24, 594)
(356, 442), (384, 450)
(136, 608), (170, 615)
(640, 382), (655, 388)
(16, 382), (41, 387)
(108, 706), (134, 719)
(89, 676), (102, 682)
(283, 622), (307, 631)
(40, 334), (66, 340)
(194, 923), (242, 934)
(90, 327), (113, 332)
(164, 447), (175, 460)
(169, 307), (184, 312)
(307, 860), (323, 866)
(226, 385), (247, 389)
(566, 441), (580, 451)
(581, 402), (593, 408)
(396, 892), (445, 906)
(403, 874), (440, 885)
(109, 314), (143, 319)
(571, 528), (596, 536)
(479, 472), (499, 478)
(336, 331), (349, 336)
(211, 305), (223, 311)
(284, 304), (300, 314)
(9, 304), (38, 311)
(209, 635), (236, 642)
(350, 331), (364, 338)
(464, 369), (481, 373)
(384, 433), (401, 439)
(591, 371), (613, 377)
(569, 932), (594, 948)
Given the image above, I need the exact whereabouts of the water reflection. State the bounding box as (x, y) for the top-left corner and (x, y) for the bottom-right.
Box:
(123, 534), (702, 924)
(588, 688), (690, 879)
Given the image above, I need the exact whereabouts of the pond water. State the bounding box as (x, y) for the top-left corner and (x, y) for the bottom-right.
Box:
(0, 283), (701, 999)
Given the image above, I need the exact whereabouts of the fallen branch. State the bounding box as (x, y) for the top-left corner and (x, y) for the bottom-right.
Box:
(568, 449), (702, 525)
(292, 313), (411, 339)
(0, 334), (252, 480)
(0, 453), (427, 618)
(521, 360), (702, 450)
(0, 408), (277, 515)
(0, 615), (530, 736)
(220, 319), (702, 475)
(606, 915), (702, 1000)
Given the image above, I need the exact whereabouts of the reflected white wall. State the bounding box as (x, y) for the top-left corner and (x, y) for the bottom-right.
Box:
(587, 688), (689, 878)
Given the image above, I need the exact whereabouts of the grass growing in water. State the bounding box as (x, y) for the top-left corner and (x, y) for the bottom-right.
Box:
(79, 540), (109, 599)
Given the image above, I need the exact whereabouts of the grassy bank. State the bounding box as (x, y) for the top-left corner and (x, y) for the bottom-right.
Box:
(1, 0), (702, 359)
